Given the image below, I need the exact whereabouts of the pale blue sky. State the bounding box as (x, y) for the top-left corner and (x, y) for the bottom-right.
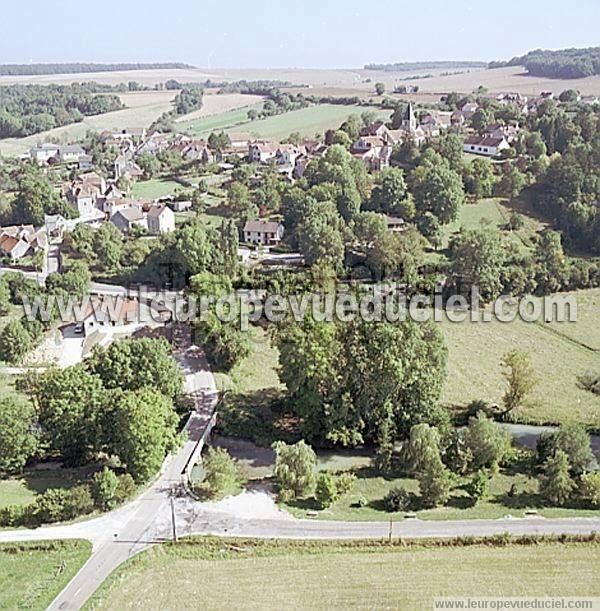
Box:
(2, 0), (598, 68)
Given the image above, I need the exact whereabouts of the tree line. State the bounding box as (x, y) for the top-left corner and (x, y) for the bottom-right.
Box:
(0, 62), (194, 76)
(489, 47), (600, 79)
(0, 83), (124, 138)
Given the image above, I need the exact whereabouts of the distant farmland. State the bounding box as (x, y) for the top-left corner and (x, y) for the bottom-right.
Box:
(180, 103), (392, 140)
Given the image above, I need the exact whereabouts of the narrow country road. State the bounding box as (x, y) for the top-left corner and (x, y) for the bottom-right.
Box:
(0, 345), (218, 611)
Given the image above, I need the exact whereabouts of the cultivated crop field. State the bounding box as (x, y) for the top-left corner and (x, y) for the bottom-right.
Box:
(0, 90), (178, 156)
(0, 540), (91, 609)
(174, 92), (264, 123)
(88, 538), (600, 610)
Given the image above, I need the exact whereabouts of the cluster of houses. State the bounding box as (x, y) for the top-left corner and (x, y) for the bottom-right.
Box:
(25, 143), (92, 170)
(61, 171), (175, 235)
(349, 103), (452, 170)
(0, 224), (47, 262)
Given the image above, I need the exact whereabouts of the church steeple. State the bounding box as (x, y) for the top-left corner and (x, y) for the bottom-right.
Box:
(402, 101), (417, 132)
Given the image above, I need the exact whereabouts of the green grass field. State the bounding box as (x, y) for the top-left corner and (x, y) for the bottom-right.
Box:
(178, 104), (263, 137)
(87, 538), (600, 610)
(130, 178), (182, 200)
(180, 103), (391, 140)
(425, 197), (546, 264)
(0, 540), (91, 610)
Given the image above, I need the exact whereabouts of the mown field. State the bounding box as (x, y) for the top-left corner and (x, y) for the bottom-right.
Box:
(180, 103), (391, 140)
(0, 90), (178, 156)
(88, 538), (600, 610)
(0, 540), (91, 610)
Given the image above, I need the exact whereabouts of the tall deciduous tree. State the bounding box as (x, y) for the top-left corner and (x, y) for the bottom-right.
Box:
(0, 397), (38, 473)
(107, 388), (179, 482)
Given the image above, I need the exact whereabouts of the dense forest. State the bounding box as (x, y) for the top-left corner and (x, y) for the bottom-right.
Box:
(0, 84), (124, 138)
(364, 61), (487, 71)
(0, 62), (194, 76)
(489, 47), (600, 79)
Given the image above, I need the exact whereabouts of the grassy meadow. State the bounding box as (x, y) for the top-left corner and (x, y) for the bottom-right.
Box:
(0, 466), (98, 509)
(440, 292), (600, 427)
(87, 538), (600, 610)
(130, 178), (183, 200)
(0, 540), (91, 610)
(180, 103), (391, 140)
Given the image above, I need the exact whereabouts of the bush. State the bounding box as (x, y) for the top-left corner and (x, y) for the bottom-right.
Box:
(418, 460), (454, 508)
(336, 472), (357, 496)
(61, 485), (95, 519)
(581, 471), (600, 507)
(92, 467), (119, 510)
(464, 469), (490, 505)
(463, 412), (512, 470)
(315, 472), (338, 509)
(202, 446), (242, 499)
(383, 487), (411, 512)
(539, 450), (575, 506)
(115, 473), (136, 503)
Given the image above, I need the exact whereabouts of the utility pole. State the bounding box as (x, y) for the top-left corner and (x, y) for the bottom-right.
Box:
(388, 516), (393, 543)
(171, 496), (178, 542)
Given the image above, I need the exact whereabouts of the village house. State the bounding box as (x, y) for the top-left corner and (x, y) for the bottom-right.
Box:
(463, 134), (510, 157)
(147, 204), (175, 235)
(171, 200), (192, 212)
(243, 220), (285, 246)
(484, 122), (520, 142)
(100, 197), (145, 217)
(459, 102), (479, 120)
(136, 132), (172, 156)
(114, 154), (144, 181)
(181, 140), (214, 163)
(248, 140), (280, 164)
(64, 172), (106, 216)
(44, 215), (67, 241)
(58, 144), (86, 164)
(351, 136), (392, 170)
(110, 207), (148, 235)
(82, 297), (140, 337)
(384, 215), (406, 233)
(111, 127), (147, 141)
(359, 121), (390, 139)
(78, 154), (93, 171)
(276, 144), (305, 167)
(221, 132), (252, 158)
(29, 143), (60, 163)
